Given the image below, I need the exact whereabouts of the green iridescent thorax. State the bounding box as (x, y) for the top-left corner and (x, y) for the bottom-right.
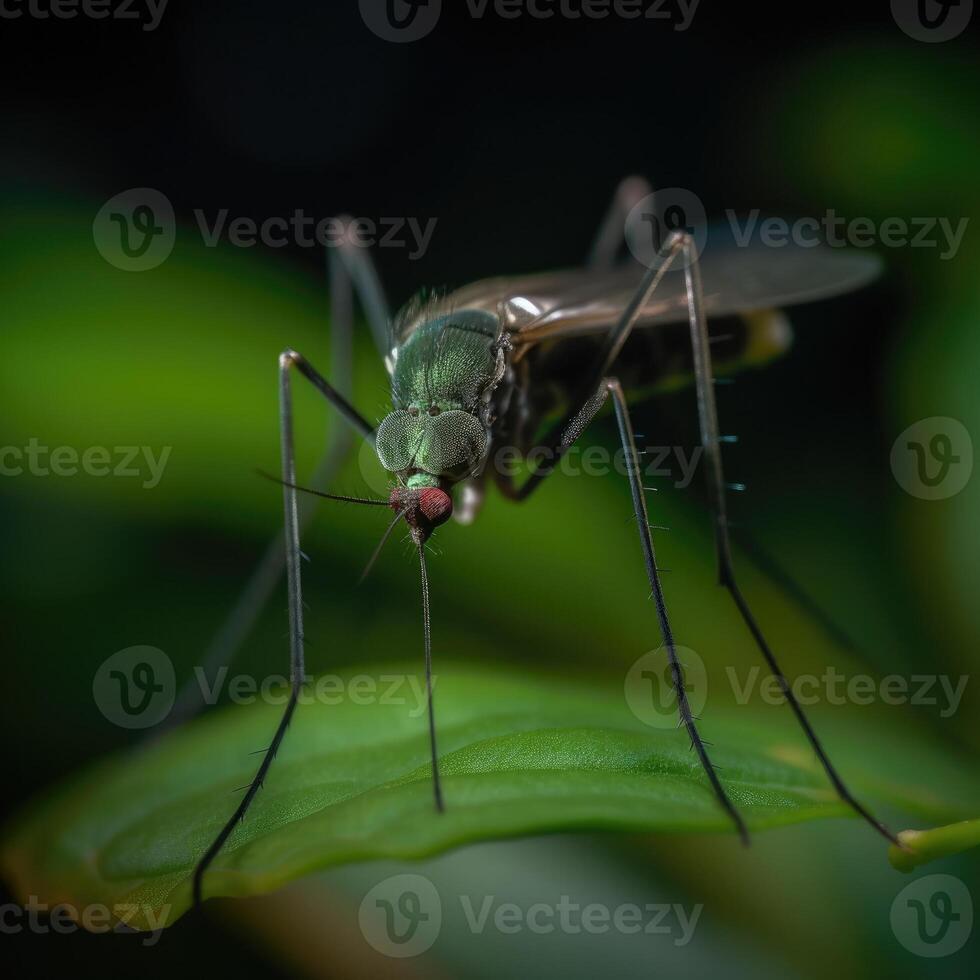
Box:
(375, 310), (499, 483)
(390, 310), (499, 411)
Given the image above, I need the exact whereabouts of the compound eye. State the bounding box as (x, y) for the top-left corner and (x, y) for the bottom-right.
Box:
(425, 410), (487, 474)
(375, 409), (487, 477)
(375, 411), (422, 472)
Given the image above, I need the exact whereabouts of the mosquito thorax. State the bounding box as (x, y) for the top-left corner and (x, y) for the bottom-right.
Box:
(389, 485), (453, 542)
(376, 309), (500, 483)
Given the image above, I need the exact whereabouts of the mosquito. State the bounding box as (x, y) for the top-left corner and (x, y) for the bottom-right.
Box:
(189, 176), (900, 904)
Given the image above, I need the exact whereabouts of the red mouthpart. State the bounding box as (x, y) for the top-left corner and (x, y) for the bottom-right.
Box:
(389, 486), (453, 539)
(418, 487), (453, 526)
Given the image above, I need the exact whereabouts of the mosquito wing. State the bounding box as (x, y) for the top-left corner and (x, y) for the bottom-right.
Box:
(396, 230), (881, 348)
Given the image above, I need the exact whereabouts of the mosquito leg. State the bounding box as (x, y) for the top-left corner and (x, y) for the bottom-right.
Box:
(594, 183), (863, 660)
(504, 373), (749, 840)
(607, 376), (749, 841)
(191, 349), (376, 905)
(497, 232), (687, 502)
(160, 234), (379, 737)
(730, 532), (857, 654)
(588, 175), (653, 268)
(675, 231), (901, 846)
(334, 214), (392, 358)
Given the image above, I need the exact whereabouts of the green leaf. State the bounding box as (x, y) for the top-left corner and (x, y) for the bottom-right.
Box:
(3, 664), (977, 932)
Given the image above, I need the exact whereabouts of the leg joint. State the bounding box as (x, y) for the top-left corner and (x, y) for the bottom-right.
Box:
(279, 348), (301, 371)
(666, 229), (693, 250)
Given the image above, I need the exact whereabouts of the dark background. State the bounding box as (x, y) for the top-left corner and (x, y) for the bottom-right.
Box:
(2, 2), (979, 978)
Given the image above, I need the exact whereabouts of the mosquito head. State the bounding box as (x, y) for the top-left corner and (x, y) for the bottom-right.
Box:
(375, 405), (488, 486)
(390, 485), (453, 543)
(376, 309), (498, 487)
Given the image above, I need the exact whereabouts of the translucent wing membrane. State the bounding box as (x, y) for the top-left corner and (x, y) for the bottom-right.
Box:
(394, 227), (882, 348)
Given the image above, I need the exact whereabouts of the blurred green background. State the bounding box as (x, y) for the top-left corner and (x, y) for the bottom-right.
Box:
(1, 3), (978, 978)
